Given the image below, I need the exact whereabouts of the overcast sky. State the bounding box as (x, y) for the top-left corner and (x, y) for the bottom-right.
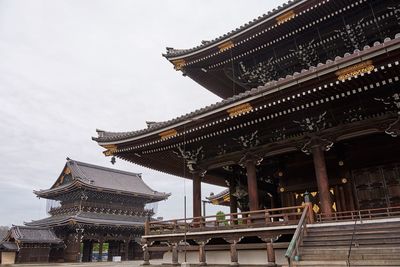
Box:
(0, 0), (287, 226)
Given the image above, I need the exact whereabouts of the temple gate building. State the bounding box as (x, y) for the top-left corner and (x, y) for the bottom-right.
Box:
(26, 159), (169, 262)
(93, 0), (400, 265)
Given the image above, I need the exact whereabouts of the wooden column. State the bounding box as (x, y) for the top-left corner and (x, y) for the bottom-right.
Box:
(98, 241), (103, 262)
(246, 159), (259, 211)
(82, 240), (93, 262)
(193, 172), (202, 219)
(124, 240), (130, 261)
(108, 241), (113, 262)
(63, 233), (81, 262)
(172, 243), (179, 266)
(311, 145), (333, 216)
(230, 241), (238, 266)
(267, 243), (276, 265)
(199, 242), (206, 266)
(344, 182), (356, 211)
(229, 177), (238, 224)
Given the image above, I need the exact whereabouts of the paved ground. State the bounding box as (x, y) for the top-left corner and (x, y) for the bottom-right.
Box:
(12, 260), (163, 267)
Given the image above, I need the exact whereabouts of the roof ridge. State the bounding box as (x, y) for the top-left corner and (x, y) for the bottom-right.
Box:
(68, 159), (142, 178)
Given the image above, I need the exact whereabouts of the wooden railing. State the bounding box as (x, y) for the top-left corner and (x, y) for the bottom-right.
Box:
(316, 206), (400, 222)
(284, 203), (314, 266)
(145, 205), (306, 236)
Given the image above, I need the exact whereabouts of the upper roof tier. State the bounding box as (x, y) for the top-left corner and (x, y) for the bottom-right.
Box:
(34, 159), (169, 201)
(163, 0), (398, 98)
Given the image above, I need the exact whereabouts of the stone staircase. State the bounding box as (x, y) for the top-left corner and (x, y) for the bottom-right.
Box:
(288, 219), (400, 267)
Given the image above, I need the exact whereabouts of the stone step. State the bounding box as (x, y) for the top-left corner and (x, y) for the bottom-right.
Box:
(300, 246), (400, 255)
(301, 252), (400, 261)
(286, 260), (400, 267)
(305, 227), (400, 237)
(308, 222), (400, 232)
(302, 238), (400, 247)
(304, 231), (400, 241)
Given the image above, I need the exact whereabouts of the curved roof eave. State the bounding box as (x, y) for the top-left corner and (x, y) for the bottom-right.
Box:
(163, 0), (305, 60)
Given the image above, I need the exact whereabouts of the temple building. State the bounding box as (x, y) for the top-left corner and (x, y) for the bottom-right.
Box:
(93, 0), (400, 265)
(1, 226), (62, 264)
(26, 159), (169, 262)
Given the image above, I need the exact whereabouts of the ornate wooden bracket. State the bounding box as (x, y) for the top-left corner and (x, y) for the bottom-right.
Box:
(375, 93), (400, 137)
(233, 130), (260, 149)
(238, 152), (263, 168)
(294, 111), (328, 133)
(300, 136), (334, 155)
(174, 146), (205, 172)
(385, 117), (400, 137)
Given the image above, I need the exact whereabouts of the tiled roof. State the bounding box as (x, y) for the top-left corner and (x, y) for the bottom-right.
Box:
(94, 34), (400, 144)
(9, 226), (62, 244)
(0, 227), (8, 241)
(25, 212), (146, 228)
(163, 0), (303, 58)
(0, 241), (18, 252)
(35, 159), (169, 200)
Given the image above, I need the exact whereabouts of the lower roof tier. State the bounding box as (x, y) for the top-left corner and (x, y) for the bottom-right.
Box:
(25, 211), (147, 228)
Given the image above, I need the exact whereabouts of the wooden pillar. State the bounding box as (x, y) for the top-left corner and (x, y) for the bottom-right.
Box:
(246, 159), (259, 211)
(172, 243), (179, 266)
(108, 241), (113, 262)
(312, 145), (333, 216)
(199, 242), (206, 266)
(124, 240), (130, 261)
(64, 233), (81, 262)
(82, 240), (92, 262)
(193, 172), (202, 219)
(344, 182), (356, 211)
(229, 177), (238, 224)
(230, 241), (238, 266)
(98, 241), (103, 262)
(267, 243), (276, 265)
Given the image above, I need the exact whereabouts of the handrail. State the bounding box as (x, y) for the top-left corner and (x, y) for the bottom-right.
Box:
(285, 203), (312, 267)
(146, 205), (305, 235)
(346, 213), (359, 267)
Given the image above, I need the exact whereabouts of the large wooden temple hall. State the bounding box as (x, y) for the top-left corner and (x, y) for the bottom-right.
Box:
(94, 0), (400, 266)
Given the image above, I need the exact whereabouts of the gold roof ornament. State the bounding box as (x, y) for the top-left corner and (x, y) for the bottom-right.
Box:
(102, 144), (118, 156)
(336, 60), (374, 81)
(172, 59), (186, 70)
(218, 40), (234, 52)
(159, 129), (178, 140)
(227, 103), (253, 117)
(276, 10), (295, 25)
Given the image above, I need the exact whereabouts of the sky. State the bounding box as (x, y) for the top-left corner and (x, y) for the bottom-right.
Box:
(0, 0), (288, 226)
